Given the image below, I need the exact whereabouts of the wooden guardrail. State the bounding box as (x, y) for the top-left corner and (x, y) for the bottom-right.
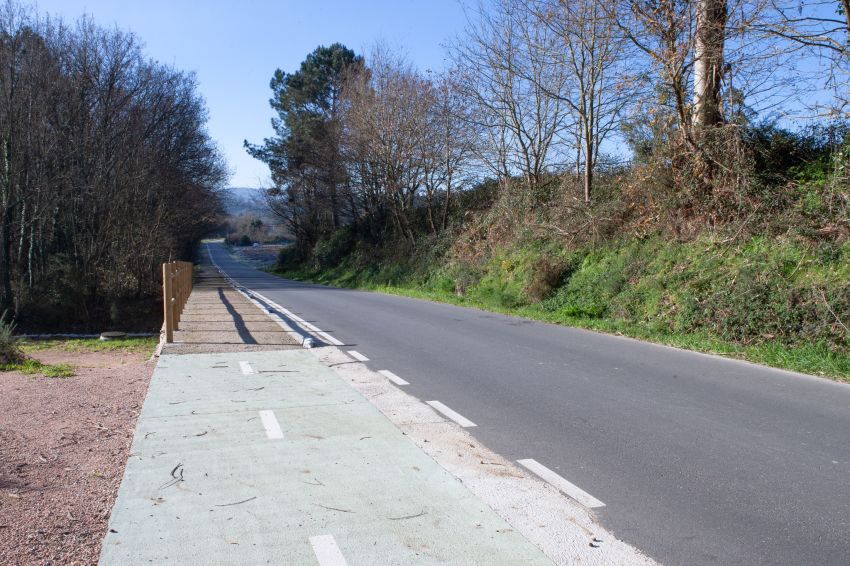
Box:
(162, 261), (193, 343)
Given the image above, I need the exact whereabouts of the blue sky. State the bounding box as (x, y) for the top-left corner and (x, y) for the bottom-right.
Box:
(34, 0), (469, 187)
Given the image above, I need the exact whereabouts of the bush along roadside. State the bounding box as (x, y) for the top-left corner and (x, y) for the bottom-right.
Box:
(0, 313), (75, 377)
(269, 231), (850, 382)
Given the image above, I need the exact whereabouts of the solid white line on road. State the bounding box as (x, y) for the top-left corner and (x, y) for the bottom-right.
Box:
(249, 293), (345, 347)
(426, 400), (477, 428)
(347, 350), (369, 362)
(239, 361), (254, 375)
(378, 369), (409, 386)
(309, 534), (348, 566)
(517, 458), (605, 508)
(258, 410), (284, 439)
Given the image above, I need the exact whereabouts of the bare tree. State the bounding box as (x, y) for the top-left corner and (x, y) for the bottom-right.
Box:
(756, 1), (850, 115)
(452, 0), (569, 201)
(529, 0), (636, 201)
(616, 1), (699, 147)
(0, 2), (226, 327)
(342, 46), (431, 246)
(418, 72), (477, 233)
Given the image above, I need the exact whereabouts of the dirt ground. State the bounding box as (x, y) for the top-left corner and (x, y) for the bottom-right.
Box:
(0, 347), (155, 565)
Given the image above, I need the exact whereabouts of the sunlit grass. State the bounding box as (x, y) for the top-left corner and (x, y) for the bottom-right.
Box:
(19, 336), (159, 355)
(0, 358), (75, 378)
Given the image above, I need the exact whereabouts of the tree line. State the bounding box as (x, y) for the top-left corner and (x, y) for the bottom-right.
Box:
(248, 0), (850, 258)
(0, 3), (227, 330)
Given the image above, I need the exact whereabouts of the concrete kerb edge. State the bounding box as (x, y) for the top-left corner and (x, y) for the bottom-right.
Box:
(311, 345), (659, 566)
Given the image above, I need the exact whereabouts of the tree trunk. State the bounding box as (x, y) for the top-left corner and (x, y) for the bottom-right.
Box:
(693, 0), (727, 130)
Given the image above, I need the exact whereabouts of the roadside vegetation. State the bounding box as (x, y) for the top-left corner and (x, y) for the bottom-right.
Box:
(274, 229), (850, 380)
(0, 2), (227, 333)
(253, 1), (850, 381)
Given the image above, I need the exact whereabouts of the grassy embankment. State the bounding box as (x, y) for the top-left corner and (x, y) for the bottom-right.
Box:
(270, 233), (850, 382)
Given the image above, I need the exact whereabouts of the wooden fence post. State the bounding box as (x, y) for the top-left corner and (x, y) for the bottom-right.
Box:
(162, 260), (194, 344)
(163, 262), (174, 343)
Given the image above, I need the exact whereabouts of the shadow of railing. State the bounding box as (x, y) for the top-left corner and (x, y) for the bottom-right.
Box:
(218, 287), (257, 344)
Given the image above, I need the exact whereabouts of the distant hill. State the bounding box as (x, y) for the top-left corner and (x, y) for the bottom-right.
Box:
(222, 187), (267, 216)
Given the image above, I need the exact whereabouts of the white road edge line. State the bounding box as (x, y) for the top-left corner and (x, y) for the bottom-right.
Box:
(309, 534), (348, 566)
(378, 369), (409, 386)
(517, 458), (605, 509)
(239, 361), (254, 375)
(258, 410), (284, 440)
(426, 400), (477, 428)
(347, 350), (369, 362)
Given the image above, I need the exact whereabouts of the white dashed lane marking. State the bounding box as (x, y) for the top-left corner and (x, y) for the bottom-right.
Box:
(426, 400), (477, 428)
(258, 410), (284, 439)
(239, 361), (254, 375)
(378, 369), (409, 386)
(347, 350), (369, 362)
(517, 458), (605, 508)
(309, 534), (348, 566)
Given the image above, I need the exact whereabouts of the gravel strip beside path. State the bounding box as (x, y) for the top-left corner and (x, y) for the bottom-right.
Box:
(0, 349), (155, 565)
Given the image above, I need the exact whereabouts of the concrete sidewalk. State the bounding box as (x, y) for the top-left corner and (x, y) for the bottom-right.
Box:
(99, 350), (553, 565)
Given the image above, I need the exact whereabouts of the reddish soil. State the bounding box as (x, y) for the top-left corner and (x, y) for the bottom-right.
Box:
(0, 349), (155, 565)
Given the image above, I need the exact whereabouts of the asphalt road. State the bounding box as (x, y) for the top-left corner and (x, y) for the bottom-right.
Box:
(208, 242), (850, 566)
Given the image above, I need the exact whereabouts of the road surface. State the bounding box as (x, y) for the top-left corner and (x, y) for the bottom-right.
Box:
(208, 242), (850, 566)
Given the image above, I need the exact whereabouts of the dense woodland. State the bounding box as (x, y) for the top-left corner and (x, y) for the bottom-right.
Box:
(0, 4), (226, 330)
(249, 0), (850, 374)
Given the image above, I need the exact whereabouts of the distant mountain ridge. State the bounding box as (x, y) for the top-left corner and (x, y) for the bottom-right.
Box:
(223, 187), (266, 215)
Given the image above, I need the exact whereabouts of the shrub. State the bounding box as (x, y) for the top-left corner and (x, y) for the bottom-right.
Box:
(276, 246), (300, 271)
(0, 311), (23, 365)
(525, 257), (571, 301)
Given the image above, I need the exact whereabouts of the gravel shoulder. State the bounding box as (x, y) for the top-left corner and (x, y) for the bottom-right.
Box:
(0, 347), (155, 565)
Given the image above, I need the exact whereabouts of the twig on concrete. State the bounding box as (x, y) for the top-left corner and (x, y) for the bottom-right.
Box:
(314, 503), (354, 513)
(214, 496), (257, 507)
(388, 511), (427, 521)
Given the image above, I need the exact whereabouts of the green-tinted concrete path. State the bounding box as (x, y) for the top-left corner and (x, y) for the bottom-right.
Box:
(99, 350), (554, 565)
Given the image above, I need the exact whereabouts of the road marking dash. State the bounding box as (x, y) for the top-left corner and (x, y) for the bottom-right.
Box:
(309, 534), (348, 566)
(378, 369), (409, 386)
(517, 458), (605, 508)
(258, 410), (284, 439)
(426, 400), (476, 427)
(239, 361), (254, 375)
(347, 350), (369, 362)
(316, 330), (344, 346)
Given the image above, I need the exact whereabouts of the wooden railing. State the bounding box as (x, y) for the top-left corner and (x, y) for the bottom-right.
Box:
(162, 261), (193, 343)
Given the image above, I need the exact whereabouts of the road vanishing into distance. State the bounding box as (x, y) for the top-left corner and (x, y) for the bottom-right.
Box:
(208, 242), (850, 566)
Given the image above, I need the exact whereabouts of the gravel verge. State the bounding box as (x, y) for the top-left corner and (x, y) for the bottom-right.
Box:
(0, 348), (155, 565)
